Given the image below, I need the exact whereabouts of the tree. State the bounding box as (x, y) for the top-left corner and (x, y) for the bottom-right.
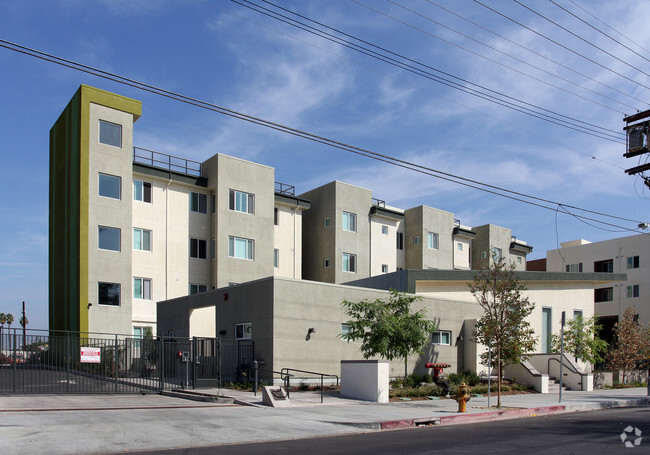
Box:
(5, 313), (14, 330)
(341, 289), (437, 378)
(0, 313), (6, 329)
(19, 315), (28, 329)
(551, 314), (608, 366)
(469, 258), (536, 407)
(607, 306), (649, 384)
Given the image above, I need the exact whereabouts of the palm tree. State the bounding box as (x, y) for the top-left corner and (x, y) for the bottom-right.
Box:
(6, 313), (14, 330)
(0, 313), (6, 353)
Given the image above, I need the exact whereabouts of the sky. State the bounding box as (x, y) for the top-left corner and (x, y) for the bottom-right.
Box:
(1, 0), (649, 330)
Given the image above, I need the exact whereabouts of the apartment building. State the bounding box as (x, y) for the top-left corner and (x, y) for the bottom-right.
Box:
(546, 235), (650, 338)
(49, 85), (308, 336)
(299, 182), (531, 284)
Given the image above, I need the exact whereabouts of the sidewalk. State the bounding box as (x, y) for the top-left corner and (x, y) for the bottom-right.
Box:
(0, 387), (647, 455)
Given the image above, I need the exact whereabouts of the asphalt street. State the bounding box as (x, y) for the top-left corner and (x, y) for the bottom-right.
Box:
(105, 406), (649, 455)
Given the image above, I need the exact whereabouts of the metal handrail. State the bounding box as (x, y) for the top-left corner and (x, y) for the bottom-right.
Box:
(274, 182), (296, 196)
(548, 355), (581, 378)
(133, 147), (202, 176)
(252, 366), (293, 397)
(280, 368), (339, 403)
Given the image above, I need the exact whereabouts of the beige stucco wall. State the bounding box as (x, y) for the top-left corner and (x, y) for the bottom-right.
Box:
(453, 236), (472, 270)
(547, 234), (650, 324)
(369, 215), (399, 275)
(87, 103), (135, 335)
(273, 202), (303, 279)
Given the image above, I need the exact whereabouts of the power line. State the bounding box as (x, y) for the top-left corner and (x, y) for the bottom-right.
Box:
(389, 0), (638, 113)
(0, 38), (645, 234)
(422, 0), (646, 108)
(471, 0), (650, 91)
(512, 0), (650, 78)
(548, 0), (650, 64)
(237, 0), (625, 143)
(566, 0), (650, 56)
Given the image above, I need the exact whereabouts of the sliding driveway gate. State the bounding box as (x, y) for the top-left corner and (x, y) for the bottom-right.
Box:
(0, 329), (254, 394)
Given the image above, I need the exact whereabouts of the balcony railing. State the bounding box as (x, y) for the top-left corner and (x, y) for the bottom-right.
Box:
(372, 198), (385, 207)
(133, 147), (202, 177)
(275, 182), (295, 196)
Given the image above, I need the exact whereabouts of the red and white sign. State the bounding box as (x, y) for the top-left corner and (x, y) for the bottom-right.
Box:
(80, 347), (101, 363)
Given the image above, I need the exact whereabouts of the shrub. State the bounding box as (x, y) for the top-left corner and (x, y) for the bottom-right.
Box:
(447, 370), (481, 386)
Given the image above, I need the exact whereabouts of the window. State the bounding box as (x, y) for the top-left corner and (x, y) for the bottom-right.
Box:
(274, 249), (279, 268)
(133, 278), (151, 300)
(517, 257), (522, 264)
(323, 258), (330, 268)
(229, 190), (254, 214)
(190, 192), (207, 213)
(189, 284), (207, 295)
(98, 173), (121, 199)
(98, 282), (120, 306)
(594, 259), (613, 273)
(98, 226), (120, 251)
(627, 285), (640, 298)
(190, 238), (207, 259)
(595, 287), (614, 302)
(396, 232), (404, 250)
(228, 236), (254, 260)
(627, 256), (640, 269)
(413, 236), (420, 245)
(98, 120), (122, 147)
(341, 323), (352, 340)
(324, 217), (331, 228)
(274, 207), (279, 226)
(492, 247), (502, 262)
(211, 239), (216, 260)
(381, 264), (388, 273)
(432, 330), (451, 345)
(235, 322), (252, 340)
(381, 225), (388, 235)
(481, 251), (487, 259)
(133, 228), (151, 251)
(566, 263), (583, 272)
(133, 326), (143, 348)
(541, 308), (551, 353)
(457, 243), (463, 251)
(342, 252), (356, 272)
(342, 212), (356, 232)
(133, 180), (152, 203)
(211, 193), (216, 214)
(427, 232), (439, 249)
(573, 309), (583, 319)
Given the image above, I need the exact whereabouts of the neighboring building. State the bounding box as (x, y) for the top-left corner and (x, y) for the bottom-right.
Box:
(49, 85), (308, 336)
(546, 235), (650, 340)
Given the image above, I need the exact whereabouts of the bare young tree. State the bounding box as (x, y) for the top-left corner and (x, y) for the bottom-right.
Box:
(607, 306), (649, 385)
(470, 258), (536, 407)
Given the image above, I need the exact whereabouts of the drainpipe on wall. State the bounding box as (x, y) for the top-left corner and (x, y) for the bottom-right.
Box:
(165, 173), (172, 302)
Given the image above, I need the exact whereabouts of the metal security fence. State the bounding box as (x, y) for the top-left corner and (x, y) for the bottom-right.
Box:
(0, 328), (254, 394)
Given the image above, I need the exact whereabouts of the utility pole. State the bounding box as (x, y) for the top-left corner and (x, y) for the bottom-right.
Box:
(22, 301), (26, 349)
(623, 109), (650, 189)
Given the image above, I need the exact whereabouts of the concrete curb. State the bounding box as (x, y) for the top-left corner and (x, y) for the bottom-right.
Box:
(377, 397), (649, 430)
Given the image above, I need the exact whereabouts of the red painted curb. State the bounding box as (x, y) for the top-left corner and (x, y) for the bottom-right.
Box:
(438, 405), (566, 425)
(380, 418), (415, 430)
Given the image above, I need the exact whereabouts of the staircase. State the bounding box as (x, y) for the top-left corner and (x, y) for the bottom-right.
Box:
(547, 377), (568, 393)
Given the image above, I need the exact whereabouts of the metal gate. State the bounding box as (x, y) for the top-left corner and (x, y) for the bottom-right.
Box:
(0, 328), (252, 394)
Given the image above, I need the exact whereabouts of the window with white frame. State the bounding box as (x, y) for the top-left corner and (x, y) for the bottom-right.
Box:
(381, 264), (388, 273)
(133, 180), (152, 203)
(427, 232), (439, 249)
(457, 243), (463, 251)
(190, 192), (207, 213)
(341, 323), (352, 340)
(99, 173), (121, 200)
(133, 277), (151, 300)
(573, 309), (583, 319)
(627, 256), (640, 269)
(229, 189), (254, 214)
(235, 322), (252, 340)
(342, 252), (356, 272)
(190, 238), (207, 259)
(99, 120), (122, 147)
(627, 284), (640, 298)
(228, 236), (254, 260)
(517, 257), (522, 264)
(381, 225), (388, 235)
(274, 249), (279, 268)
(342, 211), (356, 232)
(189, 284), (207, 295)
(432, 330), (451, 345)
(98, 226), (120, 251)
(98, 282), (120, 306)
(133, 228), (151, 251)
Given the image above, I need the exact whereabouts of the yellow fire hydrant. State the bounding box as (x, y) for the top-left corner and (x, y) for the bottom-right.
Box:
(455, 382), (471, 413)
